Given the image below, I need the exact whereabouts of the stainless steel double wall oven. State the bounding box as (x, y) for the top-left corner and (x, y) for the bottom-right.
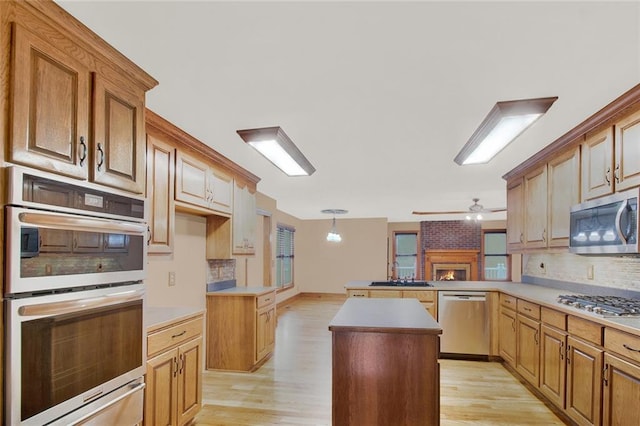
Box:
(4, 166), (148, 425)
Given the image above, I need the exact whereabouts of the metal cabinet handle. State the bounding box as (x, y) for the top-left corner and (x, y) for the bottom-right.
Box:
(79, 136), (87, 166)
(542, 229), (546, 243)
(147, 225), (151, 245)
(171, 330), (186, 339)
(614, 164), (620, 183)
(519, 233), (524, 243)
(173, 357), (179, 377)
(566, 345), (571, 364)
(605, 167), (611, 185)
(97, 143), (105, 171)
(623, 343), (640, 353)
(603, 364), (609, 386)
(534, 330), (539, 346)
(560, 341), (564, 360)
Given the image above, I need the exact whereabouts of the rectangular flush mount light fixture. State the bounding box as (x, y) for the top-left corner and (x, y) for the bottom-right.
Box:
(237, 126), (316, 176)
(454, 96), (558, 165)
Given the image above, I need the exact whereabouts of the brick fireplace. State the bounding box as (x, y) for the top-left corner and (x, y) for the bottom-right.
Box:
(420, 221), (481, 280)
(425, 249), (479, 281)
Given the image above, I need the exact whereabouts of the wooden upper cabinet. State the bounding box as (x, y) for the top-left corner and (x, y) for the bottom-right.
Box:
(233, 180), (257, 255)
(146, 134), (176, 254)
(524, 165), (548, 249)
(506, 178), (525, 251)
(582, 127), (614, 201)
(614, 109), (640, 192)
(547, 147), (580, 247)
(175, 150), (232, 215)
(7, 4), (157, 194)
(10, 23), (90, 180)
(92, 75), (146, 194)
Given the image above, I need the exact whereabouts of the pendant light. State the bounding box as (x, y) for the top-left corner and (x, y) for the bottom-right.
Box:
(321, 209), (348, 242)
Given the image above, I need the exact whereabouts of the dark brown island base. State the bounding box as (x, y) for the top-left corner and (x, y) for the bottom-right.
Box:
(328, 298), (442, 426)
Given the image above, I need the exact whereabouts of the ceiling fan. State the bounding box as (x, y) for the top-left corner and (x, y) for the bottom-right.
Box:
(412, 198), (506, 217)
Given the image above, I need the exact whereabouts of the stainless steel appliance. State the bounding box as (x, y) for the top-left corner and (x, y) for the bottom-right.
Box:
(558, 294), (640, 317)
(4, 166), (148, 425)
(438, 291), (490, 356)
(569, 188), (638, 255)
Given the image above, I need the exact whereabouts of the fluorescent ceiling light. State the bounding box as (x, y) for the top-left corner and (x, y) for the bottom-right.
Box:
(454, 97), (558, 166)
(237, 127), (315, 176)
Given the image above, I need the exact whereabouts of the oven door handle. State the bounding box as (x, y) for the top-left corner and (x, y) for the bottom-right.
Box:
(18, 211), (147, 235)
(18, 288), (145, 317)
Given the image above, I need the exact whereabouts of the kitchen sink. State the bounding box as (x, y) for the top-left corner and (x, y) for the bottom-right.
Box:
(369, 280), (433, 287)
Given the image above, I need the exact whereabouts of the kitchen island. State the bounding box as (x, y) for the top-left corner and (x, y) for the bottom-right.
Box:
(328, 298), (442, 426)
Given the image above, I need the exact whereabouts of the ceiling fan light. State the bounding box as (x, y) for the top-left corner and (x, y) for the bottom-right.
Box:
(455, 97), (558, 166)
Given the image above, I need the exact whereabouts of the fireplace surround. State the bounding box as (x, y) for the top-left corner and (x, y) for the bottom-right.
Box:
(424, 249), (479, 281)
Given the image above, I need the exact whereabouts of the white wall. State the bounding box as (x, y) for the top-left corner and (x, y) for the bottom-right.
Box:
(146, 213), (207, 309)
(296, 218), (388, 294)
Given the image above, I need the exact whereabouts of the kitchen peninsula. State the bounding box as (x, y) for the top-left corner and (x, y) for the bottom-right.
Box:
(329, 298), (442, 426)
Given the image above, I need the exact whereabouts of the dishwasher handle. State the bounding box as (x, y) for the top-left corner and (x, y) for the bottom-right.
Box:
(441, 294), (486, 301)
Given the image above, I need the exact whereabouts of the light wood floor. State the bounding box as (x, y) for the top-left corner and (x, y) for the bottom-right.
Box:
(195, 295), (566, 425)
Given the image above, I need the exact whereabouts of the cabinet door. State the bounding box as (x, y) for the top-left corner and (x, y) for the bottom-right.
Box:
(146, 135), (175, 253)
(256, 306), (273, 362)
(499, 308), (517, 367)
(524, 166), (548, 249)
(582, 127), (614, 201)
(210, 169), (233, 214)
(175, 151), (210, 209)
(548, 147), (580, 247)
(566, 336), (603, 426)
(92, 75), (146, 194)
(146, 348), (178, 426)
(602, 353), (640, 426)
(10, 23), (90, 180)
(539, 324), (567, 409)
(233, 182), (257, 254)
(506, 179), (524, 251)
(614, 109), (640, 192)
(516, 314), (540, 386)
(177, 338), (202, 426)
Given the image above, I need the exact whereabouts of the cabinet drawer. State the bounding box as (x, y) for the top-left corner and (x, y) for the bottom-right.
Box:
(605, 328), (640, 363)
(257, 291), (276, 309)
(568, 315), (603, 346)
(500, 293), (517, 310)
(369, 290), (402, 298)
(403, 290), (435, 302)
(517, 299), (540, 320)
(541, 307), (566, 330)
(148, 317), (202, 358)
(348, 290), (368, 298)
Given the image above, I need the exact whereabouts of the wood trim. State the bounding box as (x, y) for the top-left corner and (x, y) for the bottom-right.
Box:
(146, 109), (260, 186)
(503, 82), (640, 181)
(391, 231), (419, 280)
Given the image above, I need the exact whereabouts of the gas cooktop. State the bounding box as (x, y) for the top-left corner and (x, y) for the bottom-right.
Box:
(557, 294), (640, 317)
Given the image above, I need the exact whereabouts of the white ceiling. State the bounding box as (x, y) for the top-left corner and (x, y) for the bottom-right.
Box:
(57, 1), (640, 222)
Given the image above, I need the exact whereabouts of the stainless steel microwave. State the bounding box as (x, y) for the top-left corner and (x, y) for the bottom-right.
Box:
(569, 188), (638, 254)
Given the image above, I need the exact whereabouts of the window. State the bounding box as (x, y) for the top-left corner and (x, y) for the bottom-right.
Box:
(276, 224), (295, 289)
(482, 230), (509, 281)
(393, 232), (418, 279)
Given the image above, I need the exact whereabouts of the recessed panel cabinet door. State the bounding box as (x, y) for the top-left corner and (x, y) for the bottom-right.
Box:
(506, 179), (524, 251)
(602, 353), (640, 426)
(10, 23), (90, 179)
(92, 75), (146, 194)
(582, 127), (614, 201)
(177, 338), (202, 426)
(547, 147), (580, 247)
(146, 349), (179, 426)
(566, 336), (603, 426)
(146, 135), (175, 254)
(614, 109), (640, 192)
(539, 324), (567, 408)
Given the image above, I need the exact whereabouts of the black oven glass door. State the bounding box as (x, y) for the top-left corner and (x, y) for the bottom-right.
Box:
(6, 285), (145, 425)
(6, 206), (147, 294)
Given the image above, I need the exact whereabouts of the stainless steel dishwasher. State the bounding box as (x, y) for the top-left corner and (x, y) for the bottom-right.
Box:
(438, 291), (489, 356)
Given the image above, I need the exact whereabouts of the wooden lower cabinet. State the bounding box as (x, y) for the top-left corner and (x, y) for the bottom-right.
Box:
(602, 353), (640, 426)
(345, 288), (437, 318)
(566, 336), (603, 426)
(516, 314), (540, 386)
(539, 324), (567, 408)
(206, 289), (277, 371)
(145, 313), (203, 426)
(499, 307), (517, 367)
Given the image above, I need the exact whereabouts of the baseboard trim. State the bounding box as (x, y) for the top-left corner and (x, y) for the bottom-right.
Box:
(276, 292), (346, 312)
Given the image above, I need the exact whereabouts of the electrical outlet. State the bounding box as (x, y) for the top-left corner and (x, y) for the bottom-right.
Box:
(168, 271), (176, 287)
(587, 264), (594, 280)
(539, 262), (546, 275)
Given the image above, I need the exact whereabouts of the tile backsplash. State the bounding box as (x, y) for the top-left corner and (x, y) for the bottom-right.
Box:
(524, 252), (640, 292)
(206, 259), (236, 283)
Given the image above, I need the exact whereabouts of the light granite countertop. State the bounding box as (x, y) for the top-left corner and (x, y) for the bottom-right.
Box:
(145, 306), (205, 333)
(345, 280), (640, 336)
(206, 286), (277, 296)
